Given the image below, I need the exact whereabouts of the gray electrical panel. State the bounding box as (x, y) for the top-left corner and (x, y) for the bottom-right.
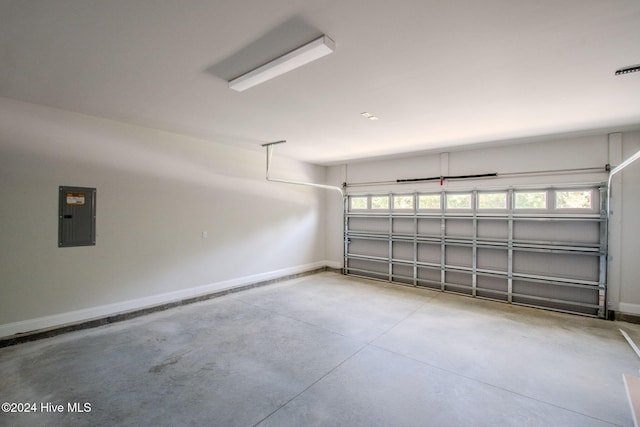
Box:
(59, 186), (96, 247)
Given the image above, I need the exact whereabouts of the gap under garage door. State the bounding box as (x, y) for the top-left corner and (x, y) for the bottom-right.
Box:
(344, 185), (607, 318)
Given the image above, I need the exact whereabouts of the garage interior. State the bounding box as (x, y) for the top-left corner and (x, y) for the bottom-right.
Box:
(1, 1), (640, 426)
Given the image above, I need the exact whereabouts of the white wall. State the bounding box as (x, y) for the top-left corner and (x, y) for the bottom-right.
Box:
(327, 131), (640, 316)
(618, 131), (640, 314)
(0, 97), (328, 336)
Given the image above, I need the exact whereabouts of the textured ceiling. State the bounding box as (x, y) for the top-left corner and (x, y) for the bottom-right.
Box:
(1, 0), (639, 164)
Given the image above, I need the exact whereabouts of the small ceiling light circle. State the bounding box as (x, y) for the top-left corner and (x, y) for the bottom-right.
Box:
(361, 112), (379, 120)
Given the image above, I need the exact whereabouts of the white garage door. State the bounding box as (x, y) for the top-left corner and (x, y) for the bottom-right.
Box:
(344, 185), (607, 317)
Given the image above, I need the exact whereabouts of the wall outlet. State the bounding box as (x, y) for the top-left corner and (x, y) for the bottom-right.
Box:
(202, 231), (208, 239)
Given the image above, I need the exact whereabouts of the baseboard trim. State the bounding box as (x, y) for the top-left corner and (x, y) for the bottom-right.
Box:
(0, 262), (341, 347)
(608, 303), (640, 323)
(619, 303), (640, 316)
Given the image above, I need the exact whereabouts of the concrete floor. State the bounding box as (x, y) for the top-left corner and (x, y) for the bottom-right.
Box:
(1, 272), (640, 427)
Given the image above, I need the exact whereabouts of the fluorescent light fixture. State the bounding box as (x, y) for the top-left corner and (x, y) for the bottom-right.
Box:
(229, 35), (335, 92)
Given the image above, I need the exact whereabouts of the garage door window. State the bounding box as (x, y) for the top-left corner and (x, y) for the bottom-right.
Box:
(446, 193), (472, 209)
(514, 191), (547, 209)
(419, 194), (441, 210)
(478, 192), (507, 210)
(556, 190), (592, 209)
(350, 196), (368, 210)
(394, 195), (414, 210)
(371, 196), (389, 210)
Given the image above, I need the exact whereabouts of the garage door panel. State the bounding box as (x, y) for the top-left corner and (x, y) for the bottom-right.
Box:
(477, 276), (508, 301)
(417, 267), (441, 289)
(392, 241), (413, 260)
(477, 220), (508, 240)
(445, 271), (472, 295)
(445, 246), (472, 268)
(445, 219), (473, 238)
(392, 264), (414, 284)
(512, 280), (599, 316)
(513, 280), (598, 304)
(349, 217), (388, 233)
(417, 218), (441, 236)
(513, 221), (599, 244)
(513, 252), (599, 282)
(417, 243), (440, 264)
(513, 297), (597, 315)
(477, 247), (508, 271)
(347, 258), (388, 277)
(349, 238), (388, 258)
(393, 218), (414, 234)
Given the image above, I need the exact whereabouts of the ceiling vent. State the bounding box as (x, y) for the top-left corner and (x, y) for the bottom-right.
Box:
(615, 64), (640, 75)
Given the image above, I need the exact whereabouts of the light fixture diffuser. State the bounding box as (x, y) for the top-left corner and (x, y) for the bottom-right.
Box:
(229, 35), (335, 92)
